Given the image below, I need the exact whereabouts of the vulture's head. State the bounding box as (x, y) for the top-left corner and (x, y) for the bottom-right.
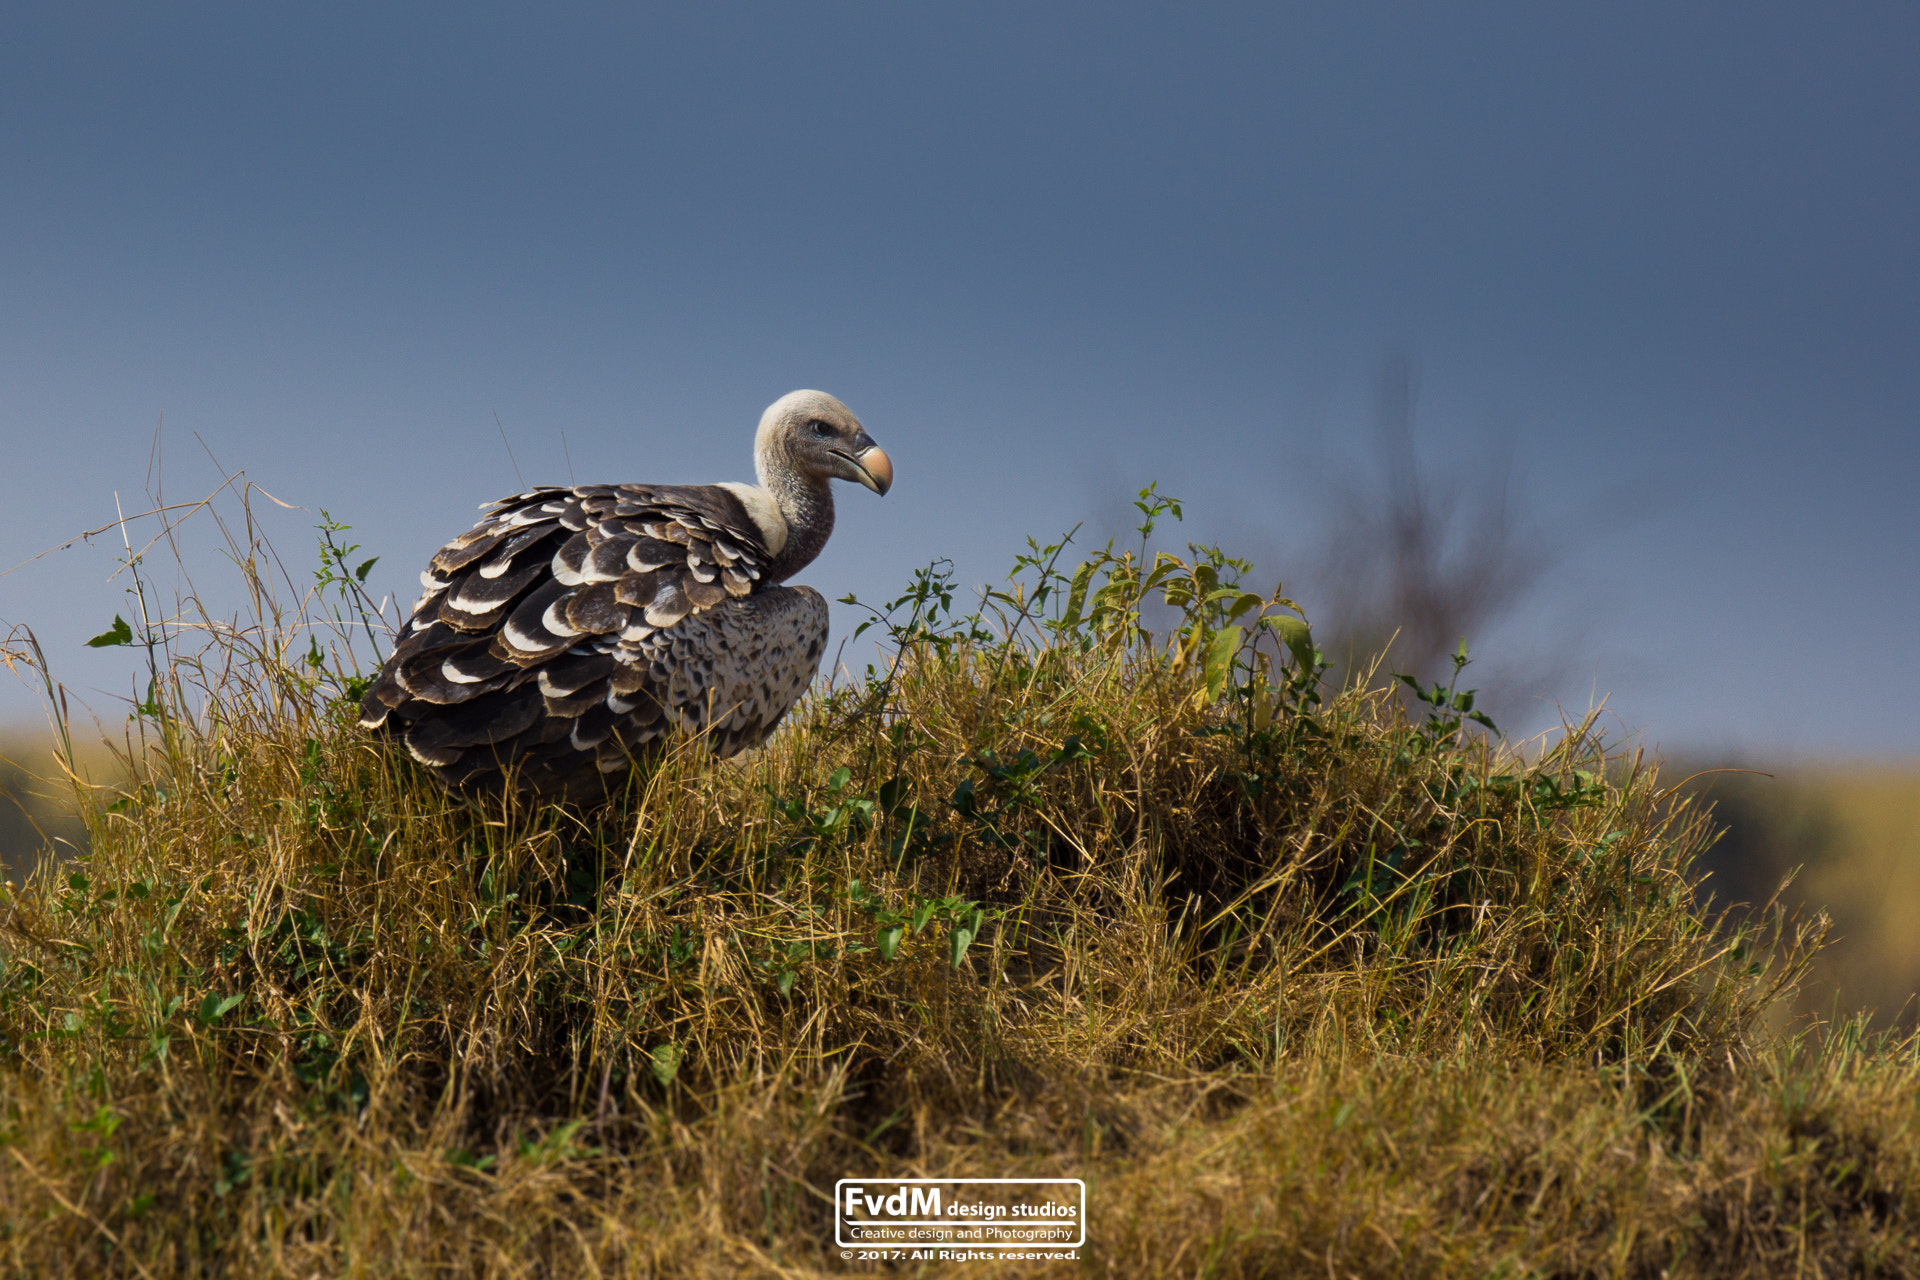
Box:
(757, 390), (893, 496)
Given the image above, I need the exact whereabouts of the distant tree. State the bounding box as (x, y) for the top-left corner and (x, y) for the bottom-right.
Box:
(1300, 353), (1566, 729)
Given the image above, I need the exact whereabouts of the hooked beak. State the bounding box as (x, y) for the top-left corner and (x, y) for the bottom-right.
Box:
(844, 444), (893, 495)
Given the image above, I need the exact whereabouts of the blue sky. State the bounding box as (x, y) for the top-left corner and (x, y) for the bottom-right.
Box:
(2, 4), (1916, 758)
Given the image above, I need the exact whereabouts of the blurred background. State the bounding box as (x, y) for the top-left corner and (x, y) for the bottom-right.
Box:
(2, 4), (1915, 1022)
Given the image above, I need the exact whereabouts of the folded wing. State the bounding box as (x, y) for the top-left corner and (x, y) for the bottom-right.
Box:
(359, 484), (828, 798)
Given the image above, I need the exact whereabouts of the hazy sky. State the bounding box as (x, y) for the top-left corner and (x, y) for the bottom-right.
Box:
(2, 4), (1916, 758)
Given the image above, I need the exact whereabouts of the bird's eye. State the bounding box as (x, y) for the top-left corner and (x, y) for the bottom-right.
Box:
(809, 419), (834, 437)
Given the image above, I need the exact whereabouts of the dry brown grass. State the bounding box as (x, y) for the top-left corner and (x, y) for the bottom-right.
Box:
(0, 490), (1913, 1277)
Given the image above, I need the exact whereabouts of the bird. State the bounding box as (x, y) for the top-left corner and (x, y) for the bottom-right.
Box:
(357, 390), (892, 800)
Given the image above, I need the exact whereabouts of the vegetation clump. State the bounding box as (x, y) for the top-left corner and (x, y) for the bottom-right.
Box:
(0, 486), (1913, 1277)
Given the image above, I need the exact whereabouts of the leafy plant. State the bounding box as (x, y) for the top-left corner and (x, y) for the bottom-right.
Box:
(1395, 637), (1499, 749)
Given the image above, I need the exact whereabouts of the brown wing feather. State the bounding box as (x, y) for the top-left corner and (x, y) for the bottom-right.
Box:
(359, 483), (820, 799)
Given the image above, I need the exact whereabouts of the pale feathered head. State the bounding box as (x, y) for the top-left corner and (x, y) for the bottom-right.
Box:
(755, 390), (893, 496)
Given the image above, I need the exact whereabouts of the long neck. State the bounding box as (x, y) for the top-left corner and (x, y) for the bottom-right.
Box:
(760, 442), (834, 582)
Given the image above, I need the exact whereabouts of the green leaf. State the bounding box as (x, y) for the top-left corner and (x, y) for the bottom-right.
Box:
(75, 1105), (123, 1138)
(949, 778), (978, 817)
(1142, 554), (1183, 592)
(1202, 625), (1243, 700)
(353, 556), (379, 582)
(1265, 615), (1316, 674)
(197, 993), (243, 1026)
(649, 1042), (682, 1086)
(948, 920), (977, 969)
(1225, 591), (1265, 622)
(827, 766), (852, 793)
(911, 900), (935, 935)
(86, 615), (134, 648)
(1058, 561), (1096, 631)
(877, 924), (904, 960)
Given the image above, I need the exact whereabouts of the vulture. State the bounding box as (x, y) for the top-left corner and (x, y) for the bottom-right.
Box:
(358, 390), (893, 800)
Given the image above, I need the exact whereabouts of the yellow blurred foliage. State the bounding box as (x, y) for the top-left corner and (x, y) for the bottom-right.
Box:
(1689, 763), (1920, 1026)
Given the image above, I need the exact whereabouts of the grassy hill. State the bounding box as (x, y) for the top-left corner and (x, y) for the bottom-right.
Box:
(0, 497), (1914, 1277)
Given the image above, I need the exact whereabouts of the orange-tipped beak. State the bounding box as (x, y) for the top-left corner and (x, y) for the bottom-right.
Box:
(852, 444), (893, 495)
